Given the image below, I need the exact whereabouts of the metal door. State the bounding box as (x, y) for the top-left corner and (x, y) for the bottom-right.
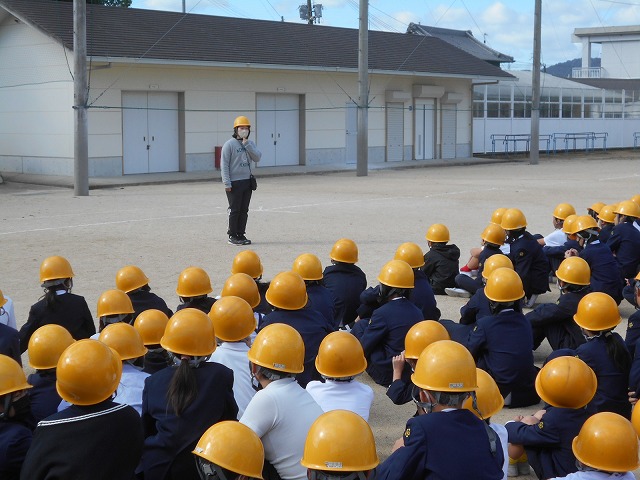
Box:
(122, 92), (149, 174)
(441, 104), (457, 159)
(414, 99), (435, 160)
(256, 94), (299, 167)
(386, 102), (404, 162)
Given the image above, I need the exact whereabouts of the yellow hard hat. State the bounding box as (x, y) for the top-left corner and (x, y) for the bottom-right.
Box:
(573, 412), (640, 472)
(598, 204), (617, 224)
(40, 256), (74, 283)
(490, 208), (507, 225)
(0, 355), (32, 396)
(425, 224), (450, 243)
(231, 250), (264, 279)
(0, 290), (5, 308)
(233, 116), (251, 128)
(133, 309), (169, 346)
(553, 203), (576, 220)
(265, 271), (308, 310)
(535, 356), (596, 408)
(377, 260), (414, 289)
(176, 267), (213, 297)
(220, 273), (261, 309)
(315, 331), (367, 378)
(411, 340), (478, 392)
(588, 202), (605, 214)
(575, 215), (598, 233)
(96, 289), (135, 318)
(160, 308), (216, 357)
(28, 324), (75, 370)
(631, 195), (640, 207)
(480, 224), (506, 246)
(484, 268), (524, 302)
(56, 340), (122, 406)
(556, 257), (590, 286)
(292, 253), (324, 281)
(562, 214), (580, 234)
(500, 208), (527, 230)
(631, 401), (640, 437)
(404, 321), (450, 360)
(208, 296), (256, 342)
(481, 254), (514, 280)
(248, 323), (304, 374)
(99, 323), (148, 361)
(573, 292), (621, 331)
(614, 200), (640, 218)
(330, 238), (359, 264)
(115, 265), (149, 293)
(301, 410), (379, 472)
(462, 368), (504, 419)
(394, 242), (425, 268)
(193, 421), (264, 479)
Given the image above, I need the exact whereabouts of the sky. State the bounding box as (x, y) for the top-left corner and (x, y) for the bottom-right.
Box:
(128, 0), (640, 69)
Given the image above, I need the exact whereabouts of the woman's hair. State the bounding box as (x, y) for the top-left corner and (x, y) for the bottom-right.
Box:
(604, 331), (631, 373)
(42, 278), (71, 309)
(166, 357), (198, 416)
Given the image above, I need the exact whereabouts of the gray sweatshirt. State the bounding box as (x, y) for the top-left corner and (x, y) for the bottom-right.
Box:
(221, 137), (262, 188)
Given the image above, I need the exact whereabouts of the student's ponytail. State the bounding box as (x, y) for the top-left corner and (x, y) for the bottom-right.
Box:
(604, 331), (631, 373)
(166, 357), (198, 416)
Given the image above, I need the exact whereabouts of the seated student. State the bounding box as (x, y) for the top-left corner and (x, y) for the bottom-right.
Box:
(133, 309), (171, 374)
(462, 268), (539, 408)
(506, 356), (596, 480)
(0, 290), (16, 329)
(597, 204), (617, 244)
(306, 331), (373, 420)
(625, 272), (640, 358)
(586, 201), (605, 221)
(537, 203), (576, 247)
(292, 253), (338, 329)
(393, 242), (440, 320)
(421, 224), (460, 295)
(387, 320), (450, 407)
(607, 201), (640, 298)
(301, 410), (379, 480)
(230, 250), (271, 316)
(526, 257), (590, 351)
(501, 208), (550, 308)
(193, 421), (264, 480)
(94, 288), (135, 335)
(459, 207), (509, 275)
(115, 265), (173, 320)
(175, 266), (217, 314)
(26, 325), (74, 423)
(0, 323), (20, 367)
(208, 296), (256, 419)
(544, 214), (581, 277)
(219, 272), (263, 343)
(550, 412), (639, 480)
(0, 356), (33, 480)
(446, 223), (505, 298)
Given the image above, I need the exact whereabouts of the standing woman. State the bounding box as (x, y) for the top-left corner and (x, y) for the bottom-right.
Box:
(140, 308), (238, 480)
(221, 115), (261, 246)
(19, 256), (95, 353)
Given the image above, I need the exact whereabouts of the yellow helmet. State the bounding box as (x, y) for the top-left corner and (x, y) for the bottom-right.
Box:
(233, 116), (251, 128)
(28, 324), (75, 370)
(463, 368), (504, 419)
(301, 410), (379, 472)
(575, 215), (598, 233)
(115, 265), (149, 293)
(329, 238), (359, 264)
(133, 309), (169, 346)
(425, 224), (450, 243)
(315, 331), (367, 378)
(500, 208), (527, 230)
(588, 202), (605, 214)
(394, 242), (425, 268)
(160, 308), (216, 357)
(193, 421), (264, 479)
(614, 200), (640, 218)
(176, 267), (213, 297)
(292, 253), (324, 281)
(96, 289), (135, 318)
(631, 195), (640, 207)
(265, 271), (308, 310)
(377, 260), (414, 289)
(0, 290), (7, 308)
(40, 255), (74, 283)
(481, 254), (514, 280)
(556, 257), (590, 286)
(56, 339), (122, 406)
(404, 321), (450, 359)
(632, 401), (640, 437)
(99, 323), (148, 361)
(484, 268), (524, 302)
(220, 273), (261, 309)
(490, 208), (507, 226)
(248, 323), (304, 373)
(411, 340), (478, 392)
(598, 204), (617, 224)
(573, 412), (640, 473)
(480, 224), (506, 246)
(0, 355), (32, 396)
(553, 203), (576, 220)
(562, 214), (580, 234)
(573, 292), (621, 331)
(208, 296), (256, 342)
(230, 250), (264, 279)
(535, 356), (596, 408)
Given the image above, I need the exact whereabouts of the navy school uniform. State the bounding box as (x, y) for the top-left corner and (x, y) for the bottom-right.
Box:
(598, 223), (614, 243)
(625, 309), (640, 358)
(508, 232), (551, 298)
(411, 269), (441, 320)
(0, 421), (31, 480)
(526, 289), (588, 351)
(352, 298), (424, 386)
(0, 323), (21, 366)
(580, 241), (624, 304)
(141, 362), (238, 480)
(459, 287), (492, 326)
(306, 283), (338, 330)
(127, 289), (173, 321)
(386, 364), (415, 406)
(455, 245), (502, 294)
(544, 238), (582, 274)
(27, 371), (61, 424)
(142, 348), (171, 375)
(375, 409), (504, 480)
(356, 285), (381, 321)
(606, 222), (640, 279)
(19, 292), (95, 354)
(628, 338), (640, 394)
(464, 309), (540, 407)
(259, 306), (332, 387)
(175, 296), (216, 315)
(21, 400), (142, 480)
(322, 262), (367, 327)
(254, 281), (271, 316)
(422, 243), (460, 294)
(505, 406), (591, 480)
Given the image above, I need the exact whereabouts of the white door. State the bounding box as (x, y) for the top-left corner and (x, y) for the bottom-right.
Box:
(414, 99), (435, 160)
(122, 92), (179, 174)
(345, 102), (357, 164)
(386, 102), (404, 162)
(256, 94), (299, 167)
(441, 104), (457, 159)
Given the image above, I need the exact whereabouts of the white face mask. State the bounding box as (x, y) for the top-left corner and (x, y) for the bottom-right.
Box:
(237, 128), (249, 139)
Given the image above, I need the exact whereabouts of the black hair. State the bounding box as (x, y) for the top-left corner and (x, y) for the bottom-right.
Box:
(604, 331), (631, 373)
(488, 300), (519, 314)
(167, 357), (198, 416)
(231, 126), (251, 140)
(42, 278), (72, 309)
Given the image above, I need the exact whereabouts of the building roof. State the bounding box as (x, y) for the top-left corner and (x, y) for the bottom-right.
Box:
(503, 70), (602, 90)
(0, 0), (513, 80)
(573, 25), (640, 39)
(406, 23), (514, 64)
(570, 78), (640, 91)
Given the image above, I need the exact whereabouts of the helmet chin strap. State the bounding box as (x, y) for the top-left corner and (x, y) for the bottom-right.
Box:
(412, 388), (436, 414)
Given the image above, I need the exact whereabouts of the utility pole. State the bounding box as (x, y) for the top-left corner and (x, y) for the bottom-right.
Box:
(73, 0), (89, 195)
(182, 0), (186, 13)
(307, 0), (312, 25)
(530, 0), (541, 166)
(356, 0), (368, 176)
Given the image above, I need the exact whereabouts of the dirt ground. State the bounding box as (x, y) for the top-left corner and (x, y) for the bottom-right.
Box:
(2, 151), (640, 478)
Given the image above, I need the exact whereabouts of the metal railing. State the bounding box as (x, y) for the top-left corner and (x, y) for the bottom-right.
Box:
(571, 67), (603, 79)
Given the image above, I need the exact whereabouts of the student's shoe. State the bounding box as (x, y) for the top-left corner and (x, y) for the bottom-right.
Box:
(445, 287), (472, 298)
(517, 462), (531, 475)
(523, 294), (538, 308)
(237, 235), (252, 245)
(459, 265), (473, 277)
(228, 235), (244, 246)
(507, 463), (519, 477)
